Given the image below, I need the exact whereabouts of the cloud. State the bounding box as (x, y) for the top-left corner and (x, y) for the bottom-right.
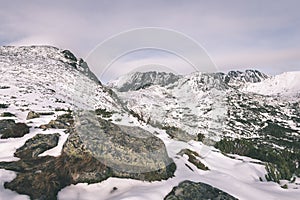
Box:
(0, 0), (299, 80)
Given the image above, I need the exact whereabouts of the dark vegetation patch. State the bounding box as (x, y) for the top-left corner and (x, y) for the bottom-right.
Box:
(196, 133), (205, 142)
(38, 112), (55, 116)
(221, 93), (300, 184)
(0, 103), (9, 109)
(215, 137), (300, 183)
(95, 108), (113, 118)
(0, 112), (16, 117)
(0, 86), (10, 89)
(129, 109), (145, 123)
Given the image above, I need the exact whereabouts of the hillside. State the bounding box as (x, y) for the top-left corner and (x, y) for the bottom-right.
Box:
(0, 46), (299, 200)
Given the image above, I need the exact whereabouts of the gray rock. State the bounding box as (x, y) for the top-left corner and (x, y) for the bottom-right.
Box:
(74, 111), (175, 177)
(0, 119), (16, 131)
(26, 111), (40, 120)
(164, 180), (238, 200)
(163, 126), (196, 142)
(14, 133), (60, 159)
(116, 71), (181, 92)
(177, 149), (209, 170)
(0, 112), (176, 199)
(39, 113), (73, 129)
(0, 119), (29, 139)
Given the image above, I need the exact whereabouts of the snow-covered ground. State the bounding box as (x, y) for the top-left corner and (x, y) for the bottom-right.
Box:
(58, 132), (300, 200)
(0, 111), (68, 200)
(242, 71), (300, 96)
(0, 46), (299, 199)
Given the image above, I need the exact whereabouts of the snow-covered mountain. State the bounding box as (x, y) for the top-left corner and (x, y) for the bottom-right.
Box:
(109, 70), (299, 140)
(108, 71), (181, 92)
(0, 46), (299, 200)
(0, 46), (122, 113)
(108, 70), (300, 199)
(243, 71), (300, 96)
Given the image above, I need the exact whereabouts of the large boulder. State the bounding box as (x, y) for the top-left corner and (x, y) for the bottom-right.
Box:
(0, 119), (29, 139)
(0, 112), (176, 199)
(14, 133), (60, 159)
(67, 111), (176, 181)
(164, 180), (238, 200)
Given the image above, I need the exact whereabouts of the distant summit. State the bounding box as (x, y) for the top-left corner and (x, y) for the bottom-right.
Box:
(109, 69), (270, 92)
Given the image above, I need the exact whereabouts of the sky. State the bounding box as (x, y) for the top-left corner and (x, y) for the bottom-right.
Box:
(0, 0), (299, 81)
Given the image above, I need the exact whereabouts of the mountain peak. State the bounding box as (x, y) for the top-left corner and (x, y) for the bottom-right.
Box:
(243, 70), (300, 96)
(109, 69), (270, 92)
(0, 45), (119, 111)
(108, 71), (181, 92)
(226, 69), (269, 84)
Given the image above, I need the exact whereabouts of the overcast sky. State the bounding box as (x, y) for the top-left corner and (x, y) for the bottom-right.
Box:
(0, 0), (299, 81)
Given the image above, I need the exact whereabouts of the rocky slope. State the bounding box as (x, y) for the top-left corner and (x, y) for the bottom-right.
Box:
(0, 46), (299, 200)
(164, 180), (238, 200)
(109, 70), (299, 141)
(0, 46), (121, 112)
(109, 70), (300, 186)
(0, 46), (175, 199)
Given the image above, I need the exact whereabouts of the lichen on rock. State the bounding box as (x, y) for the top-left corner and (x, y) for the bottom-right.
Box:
(0, 119), (30, 139)
(0, 111), (176, 199)
(164, 180), (238, 200)
(14, 133), (60, 159)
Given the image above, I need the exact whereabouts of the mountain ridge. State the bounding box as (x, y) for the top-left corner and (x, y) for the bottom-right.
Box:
(0, 45), (299, 200)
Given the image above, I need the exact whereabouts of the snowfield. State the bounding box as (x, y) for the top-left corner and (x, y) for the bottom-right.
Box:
(58, 138), (300, 200)
(243, 71), (300, 96)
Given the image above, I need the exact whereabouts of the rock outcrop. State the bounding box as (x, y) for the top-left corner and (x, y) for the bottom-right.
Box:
(0, 119), (30, 139)
(0, 112), (176, 199)
(14, 133), (60, 159)
(164, 180), (238, 200)
(26, 111), (40, 120)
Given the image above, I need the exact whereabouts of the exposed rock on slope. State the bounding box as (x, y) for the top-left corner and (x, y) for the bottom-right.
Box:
(243, 71), (300, 96)
(1, 45), (299, 199)
(110, 70), (300, 184)
(14, 133), (60, 159)
(109, 71), (181, 92)
(75, 111), (175, 178)
(0, 119), (29, 139)
(226, 69), (269, 86)
(164, 180), (238, 200)
(0, 112), (175, 199)
(110, 70), (299, 141)
(26, 110), (40, 120)
(0, 46), (122, 112)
